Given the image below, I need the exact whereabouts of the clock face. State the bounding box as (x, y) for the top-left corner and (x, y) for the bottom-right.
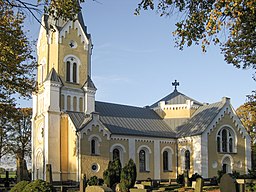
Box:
(38, 126), (43, 143)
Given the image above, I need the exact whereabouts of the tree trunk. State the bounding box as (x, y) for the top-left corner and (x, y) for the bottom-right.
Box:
(16, 156), (29, 182)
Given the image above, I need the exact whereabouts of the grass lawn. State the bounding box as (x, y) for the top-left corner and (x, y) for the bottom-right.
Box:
(0, 171), (16, 178)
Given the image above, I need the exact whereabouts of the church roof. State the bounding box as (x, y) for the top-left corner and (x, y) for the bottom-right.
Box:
(67, 99), (228, 139)
(150, 90), (202, 108)
(95, 101), (176, 138)
(46, 68), (63, 84)
(176, 101), (226, 137)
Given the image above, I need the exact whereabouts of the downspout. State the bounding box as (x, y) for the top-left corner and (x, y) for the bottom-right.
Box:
(76, 131), (80, 182)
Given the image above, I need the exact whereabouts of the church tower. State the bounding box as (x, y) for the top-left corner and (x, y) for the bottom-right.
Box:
(32, 8), (94, 180)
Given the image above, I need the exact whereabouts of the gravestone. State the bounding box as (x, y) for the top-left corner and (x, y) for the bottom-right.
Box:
(85, 186), (112, 192)
(46, 164), (53, 184)
(184, 169), (189, 187)
(195, 177), (204, 192)
(220, 174), (237, 192)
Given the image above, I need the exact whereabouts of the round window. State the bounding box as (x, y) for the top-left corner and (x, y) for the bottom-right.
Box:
(69, 40), (77, 48)
(91, 163), (100, 172)
(212, 161), (218, 168)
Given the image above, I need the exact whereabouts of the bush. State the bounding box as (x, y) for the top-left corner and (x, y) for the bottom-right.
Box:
(103, 159), (122, 188)
(87, 176), (103, 186)
(10, 181), (30, 192)
(176, 174), (184, 185)
(189, 173), (202, 182)
(120, 159), (137, 192)
(217, 170), (225, 183)
(22, 179), (56, 192)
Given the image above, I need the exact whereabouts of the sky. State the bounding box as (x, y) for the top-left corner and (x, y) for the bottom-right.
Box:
(22, 0), (255, 110)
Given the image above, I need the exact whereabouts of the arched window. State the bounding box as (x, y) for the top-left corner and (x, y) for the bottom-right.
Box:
(113, 148), (120, 161)
(91, 139), (96, 155)
(217, 127), (236, 153)
(65, 56), (79, 83)
(163, 151), (169, 171)
(185, 150), (190, 170)
(73, 62), (77, 82)
(139, 150), (146, 172)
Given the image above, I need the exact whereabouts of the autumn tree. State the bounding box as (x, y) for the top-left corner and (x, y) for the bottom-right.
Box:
(236, 91), (256, 169)
(7, 108), (32, 181)
(136, 0), (256, 79)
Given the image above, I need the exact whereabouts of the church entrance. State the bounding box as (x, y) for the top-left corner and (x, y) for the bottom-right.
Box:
(222, 156), (231, 173)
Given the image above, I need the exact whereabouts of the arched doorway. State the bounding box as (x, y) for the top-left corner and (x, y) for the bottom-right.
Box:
(222, 156), (232, 173)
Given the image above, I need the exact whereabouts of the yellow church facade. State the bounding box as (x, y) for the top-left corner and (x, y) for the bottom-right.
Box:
(32, 10), (251, 182)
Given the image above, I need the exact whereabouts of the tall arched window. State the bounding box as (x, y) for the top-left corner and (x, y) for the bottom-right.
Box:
(113, 148), (120, 161)
(65, 56), (79, 83)
(217, 127), (236, 153)
(139, 150), (146, 172)
(91, 139), (96, 155)
(185, 150), (190, 170)
(163, 151), (169, 171)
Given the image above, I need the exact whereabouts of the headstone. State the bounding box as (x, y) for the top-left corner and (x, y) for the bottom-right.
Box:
(46, 164), (53, 184)
(85, 186), (113, 192)
(195, 177), (204, 192)
(80, 174), (86, 192)
(220, 174), (237, 192)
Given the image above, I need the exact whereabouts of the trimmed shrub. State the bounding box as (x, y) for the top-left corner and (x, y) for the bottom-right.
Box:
(176, 174), (184, 185)
(22, 179), (56, 192)
(120, 159), (137, 192)
(103, 159), (122, 188)
(189, 173), (202, 182)
(10, 181), (30, 192)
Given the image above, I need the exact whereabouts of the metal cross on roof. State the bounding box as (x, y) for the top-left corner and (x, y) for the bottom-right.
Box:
(172, 80), (179, 91)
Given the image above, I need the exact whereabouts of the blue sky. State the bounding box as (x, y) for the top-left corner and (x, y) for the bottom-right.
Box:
(22, 0), (255, 109)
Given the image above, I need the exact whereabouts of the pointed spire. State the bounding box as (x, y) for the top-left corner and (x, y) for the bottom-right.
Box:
(46, 68), (63, 84)
(83, 75), (97, 90)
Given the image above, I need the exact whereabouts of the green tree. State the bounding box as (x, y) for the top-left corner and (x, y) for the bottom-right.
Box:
(120, 159), (137, 192)
(0, 0), (35, 114)
(136, 0), (256, 79)
(8, 108), (32, 181)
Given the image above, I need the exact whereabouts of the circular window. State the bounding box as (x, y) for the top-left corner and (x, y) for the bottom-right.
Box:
(69, 40), (77, 48)
(91, 163), (100, 172)
(212, 161), (218, 168)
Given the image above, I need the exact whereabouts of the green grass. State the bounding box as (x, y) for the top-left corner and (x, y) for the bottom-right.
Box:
(0, 171), (16, 178)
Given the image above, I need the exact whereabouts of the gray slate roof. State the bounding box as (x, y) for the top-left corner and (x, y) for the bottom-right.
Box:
(67, 98), (227, 139)
(46, 68), (63, 84)
(95, 101), (176, 138)
(176, 101), (225, 137)
(151, 90), (202, 108)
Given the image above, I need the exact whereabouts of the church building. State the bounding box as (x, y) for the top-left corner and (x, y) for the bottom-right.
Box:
(32, 9), (251, 182)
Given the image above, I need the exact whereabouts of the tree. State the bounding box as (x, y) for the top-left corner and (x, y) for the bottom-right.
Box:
(236, 91), (256, 169)
(0, 0), (36, 115)
(7, 108), (32, 181)
(136, 0), (256, 79)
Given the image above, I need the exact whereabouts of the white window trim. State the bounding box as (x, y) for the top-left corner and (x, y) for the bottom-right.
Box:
(216, 125), (237, 153)
(110, 144), (126, 166)
(180, 146), (191, 172)
(221, 154), (234, 173)
(137, 145), (151, 172)
(64, 55), (81, 83)
(161, 146), (173, 171)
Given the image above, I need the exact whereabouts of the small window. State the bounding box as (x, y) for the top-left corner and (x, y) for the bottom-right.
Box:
(163, 151), (169, 171)
(91, 139), (96, 155)
(139, 150), (146, 172)
(65, 57), (79, 83)
(185, 150), (190, 170)
(113, 148), (120, 161)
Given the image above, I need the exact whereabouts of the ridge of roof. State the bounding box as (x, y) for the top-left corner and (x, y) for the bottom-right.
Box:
(150, 90), (202, 108)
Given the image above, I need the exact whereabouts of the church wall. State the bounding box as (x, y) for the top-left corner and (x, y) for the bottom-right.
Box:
(208, 114), (246, 177)
(80, 125), (110, 180)
(59, 28), (89, 88)
(163, 108), (191, 119)
(160, 142), (177, 180)
(60, 116), (68, 181)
